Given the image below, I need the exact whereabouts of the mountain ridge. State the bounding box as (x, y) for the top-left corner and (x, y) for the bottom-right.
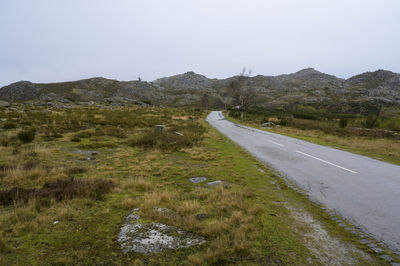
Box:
(1, 68), (399, 110)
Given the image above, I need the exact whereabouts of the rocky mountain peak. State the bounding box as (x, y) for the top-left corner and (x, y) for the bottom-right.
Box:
(153, 71), (213, 91)
(293, 68), (321, 76)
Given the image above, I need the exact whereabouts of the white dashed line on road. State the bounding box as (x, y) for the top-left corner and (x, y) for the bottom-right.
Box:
(267, 139), (284, 147)
(295, 150), (358, 174)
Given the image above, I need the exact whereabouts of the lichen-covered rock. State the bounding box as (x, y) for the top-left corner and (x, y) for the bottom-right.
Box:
(189, 177), (207, 183)
(154, 125), (166, 132)
(117, 208), (205, 254)
(0, 100), (10, 107)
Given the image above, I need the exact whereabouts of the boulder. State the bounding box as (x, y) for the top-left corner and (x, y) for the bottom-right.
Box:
(154, 125), (166, 132)
(0, 100), (10, 107)
(261, 122), (275, 127)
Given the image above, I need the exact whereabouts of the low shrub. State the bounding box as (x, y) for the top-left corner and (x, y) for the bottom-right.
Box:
(0, 177), (114, 206)
(95, 126), (127, 138)
(66, 167), (87, 175)
(0, 236), (8, 254)
(339, 117), (348, 128)
(17, 128), (36, 143)
(364, 115), (380, 128)
(70, 136), (81, 142)
(74, 130), (95, 139)
(129, 131), (191, 151)
(34, 197), (51, 212)
(3, 122), (16, 129)
(0, 136), (10, 147)
(129, 121), (205, 151)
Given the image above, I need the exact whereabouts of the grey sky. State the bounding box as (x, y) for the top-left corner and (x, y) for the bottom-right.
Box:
(1, 0), (399, 86)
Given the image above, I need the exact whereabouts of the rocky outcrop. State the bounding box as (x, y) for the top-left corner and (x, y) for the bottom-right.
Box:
(154, 71), (215, 91)
(117, 208), (205, 254)
(0, 81), (41, 102)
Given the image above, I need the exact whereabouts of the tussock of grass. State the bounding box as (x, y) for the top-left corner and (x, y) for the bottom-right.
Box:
(140, 189), (178, 211)
(121, 198), (137, 209)
(122, 176), (153, 192)
(177, 200), (201, 214)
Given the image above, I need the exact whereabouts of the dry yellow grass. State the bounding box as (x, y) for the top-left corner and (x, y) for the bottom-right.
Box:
(177, 200), (201, 214)
(233, 225), (250, 251)
(201, 218), (230, 235)
(121, 198), (137, 209)
(140, 190), (178, 210)
(4, 165), (47, 187)
(122, 176), (153, 192)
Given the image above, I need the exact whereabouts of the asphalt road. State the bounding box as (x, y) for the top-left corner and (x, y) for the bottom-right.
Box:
(207, 111), (400, 252)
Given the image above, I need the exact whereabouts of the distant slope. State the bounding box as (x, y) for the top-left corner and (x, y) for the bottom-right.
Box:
(1, 68), (399, 109)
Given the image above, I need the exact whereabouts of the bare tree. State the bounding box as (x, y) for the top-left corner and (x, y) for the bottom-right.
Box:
(216, 87), (230, 110)
(229, 67), (255, 122)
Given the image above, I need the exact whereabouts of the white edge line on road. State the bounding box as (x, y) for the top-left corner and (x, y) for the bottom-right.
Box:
(296, 150), (358, 174)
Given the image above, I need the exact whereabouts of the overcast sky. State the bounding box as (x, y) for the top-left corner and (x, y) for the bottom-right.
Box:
(0, 0), (399, 86)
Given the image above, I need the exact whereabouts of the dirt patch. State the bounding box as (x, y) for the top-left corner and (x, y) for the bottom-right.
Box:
(286, 205), (373, 265)
(0, 177), (114, 205)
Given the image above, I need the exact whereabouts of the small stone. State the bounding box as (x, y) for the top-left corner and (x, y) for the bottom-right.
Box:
(371, 247), (383, 253)
(207, 180), (223, 186)
(390, 262), (400, 266)
(368, 243), (378, 248)
(338, 223), (346, 227)
(256, 167), (265, 173)
(380, 255), (393, 262)
(350, 231), (358, 235)
(174, 131), (184, 136)
(359, 239), (370, 244)
(261, 122), (275, 127)
(344, 227), (351, 231)
(189, 177), (207, 183)
(53, 221), (59, 225)
(195, 213), (208, 220)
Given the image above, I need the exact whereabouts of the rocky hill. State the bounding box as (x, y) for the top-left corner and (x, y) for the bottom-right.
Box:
(1, 68), (399, 110)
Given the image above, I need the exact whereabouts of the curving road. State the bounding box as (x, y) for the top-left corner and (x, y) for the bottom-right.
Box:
(207, 111), (400, 252)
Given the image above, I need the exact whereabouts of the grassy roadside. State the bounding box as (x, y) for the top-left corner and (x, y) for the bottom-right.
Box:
(0, 105), (388, 264)
(225, 113), (400, 166)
